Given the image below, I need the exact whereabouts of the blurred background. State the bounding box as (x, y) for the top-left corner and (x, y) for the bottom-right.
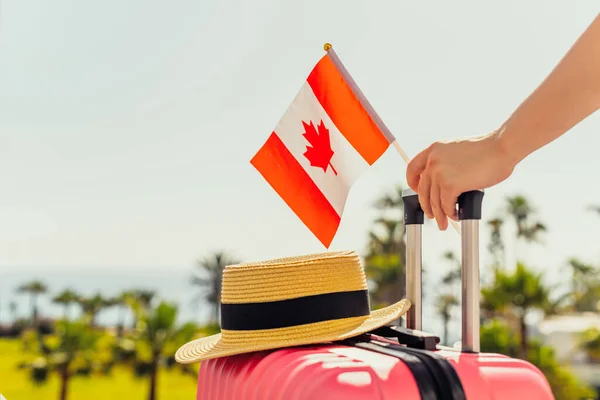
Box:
(1, 1), (600, 399)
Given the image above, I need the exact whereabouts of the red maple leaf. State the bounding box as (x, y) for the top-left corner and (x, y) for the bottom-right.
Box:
(301, 120), (337, 176)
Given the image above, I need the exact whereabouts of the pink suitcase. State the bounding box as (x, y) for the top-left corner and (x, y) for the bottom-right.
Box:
(195, 190), (554, 399)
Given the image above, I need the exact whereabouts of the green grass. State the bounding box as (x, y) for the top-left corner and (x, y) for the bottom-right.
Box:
(0, 339), (199, 400)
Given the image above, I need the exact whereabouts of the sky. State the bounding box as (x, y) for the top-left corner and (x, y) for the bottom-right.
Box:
(1, 1), (600, 328)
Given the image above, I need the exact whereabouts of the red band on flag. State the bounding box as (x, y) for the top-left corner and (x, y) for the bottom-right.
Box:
(307, 55), (390, 165)
(250, 132), (341, 247)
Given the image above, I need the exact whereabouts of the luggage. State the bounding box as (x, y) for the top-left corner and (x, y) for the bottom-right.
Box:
(195, 190), (554, 399)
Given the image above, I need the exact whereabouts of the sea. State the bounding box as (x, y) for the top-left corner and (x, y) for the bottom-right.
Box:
(0, 265), (211, 328)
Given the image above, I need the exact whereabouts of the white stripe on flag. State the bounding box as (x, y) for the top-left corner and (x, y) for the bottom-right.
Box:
(274, 82), (370, 215)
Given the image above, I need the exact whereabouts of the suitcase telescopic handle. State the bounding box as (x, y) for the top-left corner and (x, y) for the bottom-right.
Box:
(402, 188), (484, 353)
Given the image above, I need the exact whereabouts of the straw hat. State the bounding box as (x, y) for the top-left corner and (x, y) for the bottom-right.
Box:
(175, 250), (411, 363)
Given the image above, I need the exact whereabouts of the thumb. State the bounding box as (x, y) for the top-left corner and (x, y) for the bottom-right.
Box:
(406, 147), (430, 191)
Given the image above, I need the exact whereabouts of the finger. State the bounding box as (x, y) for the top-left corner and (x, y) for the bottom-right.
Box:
(411, 174), (421, 194)
(406, 146), (431, 192)
(417, 172), (433, 219)
(430, 181), (447, 230)
(441, 186), (459, 222)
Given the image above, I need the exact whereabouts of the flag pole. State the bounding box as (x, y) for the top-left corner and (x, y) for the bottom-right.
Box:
(323, 43), (460, 235)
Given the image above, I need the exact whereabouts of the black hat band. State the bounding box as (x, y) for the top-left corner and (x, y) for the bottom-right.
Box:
(220, 289), (370, 331)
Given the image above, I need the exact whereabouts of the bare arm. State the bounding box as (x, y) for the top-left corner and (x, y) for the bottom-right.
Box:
(497, 13), (600, 163)
(407, 13), (600, 231)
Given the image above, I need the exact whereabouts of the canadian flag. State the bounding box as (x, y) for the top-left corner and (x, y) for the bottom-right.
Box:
(251, 46), (396, 248)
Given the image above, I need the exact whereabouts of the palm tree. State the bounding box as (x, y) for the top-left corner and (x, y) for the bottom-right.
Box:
(125, 289), (157, 330)
(587, 205), (600, 216)
(371, 185), (406, 248)
(434, 251), (461, 345)
(579, 327), (600, 363)
(16, 280), (48, 327)
(505, 196), (546, 262)
(77, 293), (106, 328)
(110, 292), (131, 337)
(191, 251), (239, 323)
(101, 296), (122, 334)
(481, 262), (550, 359)
(130, 290), (156, 311)
(373, 185), (403, 209)
(54, 321), (102, 400)
(441, 251), (461, 287)
(365, 220), (406, 305)
(136, 301), (198, 400)
(487, 218), (505, 271)
(9, 300), (18, 322)
(567, 258), (596, 290)
(436, 294), (459, 345)
(364, 185), (407, 307)
(565, 258), (600, 312)
(52, 289), (80, 320)
(24, 319), (106, 400)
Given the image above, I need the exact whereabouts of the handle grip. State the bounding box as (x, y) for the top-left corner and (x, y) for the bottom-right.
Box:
(402, 189), (484, 223)
(401, 188), (484, 353)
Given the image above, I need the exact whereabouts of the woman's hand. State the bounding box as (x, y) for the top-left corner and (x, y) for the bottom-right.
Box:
(406, 131), (517, 230)
(407, 13), (600, 231)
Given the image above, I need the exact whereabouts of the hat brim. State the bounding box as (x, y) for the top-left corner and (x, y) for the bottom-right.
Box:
(175, 298), (411, 364)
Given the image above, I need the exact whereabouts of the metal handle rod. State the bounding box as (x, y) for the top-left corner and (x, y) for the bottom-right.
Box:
(461, 219), (480, 352)
(457, 189), (484, 353)
(406, 225), (422, 330)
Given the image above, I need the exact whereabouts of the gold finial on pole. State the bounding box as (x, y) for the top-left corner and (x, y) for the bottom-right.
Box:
(323, 43), (332, 51)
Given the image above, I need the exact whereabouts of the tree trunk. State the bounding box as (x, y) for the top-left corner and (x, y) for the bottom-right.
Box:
(148, 353), (159, 400)
(117, 306), (124, 337)
(519, 314), (528, 359)
(59, 364), (69, 400)
(31, 294), (38, 328)
(10, 303), (16, 323)
(443, 316), (449, 346)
